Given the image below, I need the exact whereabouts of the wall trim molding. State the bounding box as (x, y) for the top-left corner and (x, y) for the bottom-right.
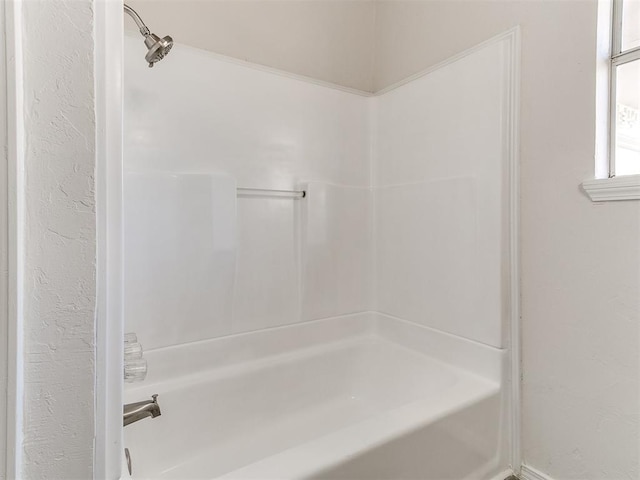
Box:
(133, 27), (525, 100)
(1, 4), (7, 477)
(520, 464), (556, 480)
(1, 2), (8, 477)
(94, 0), (124, 478)
(504, 27), (523, 477)
(2, 0), (24, 477)
(374, 27), (522, 97)
(582, 174), (640, 201)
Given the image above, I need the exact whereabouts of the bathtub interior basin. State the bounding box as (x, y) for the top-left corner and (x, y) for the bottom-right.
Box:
(124, 312), (507, 479)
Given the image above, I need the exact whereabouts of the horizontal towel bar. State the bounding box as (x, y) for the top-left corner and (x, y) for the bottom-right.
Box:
(237, 187), (306, 199)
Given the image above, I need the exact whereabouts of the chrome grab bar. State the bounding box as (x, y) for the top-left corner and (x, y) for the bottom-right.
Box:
(237, 187), (306, 199)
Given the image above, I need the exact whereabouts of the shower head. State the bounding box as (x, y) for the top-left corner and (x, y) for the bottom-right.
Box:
(144, 33), (173, 67)
(124, 4), (173, 68)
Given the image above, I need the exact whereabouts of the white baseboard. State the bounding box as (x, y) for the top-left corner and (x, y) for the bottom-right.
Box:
(520, 464), (555, 480)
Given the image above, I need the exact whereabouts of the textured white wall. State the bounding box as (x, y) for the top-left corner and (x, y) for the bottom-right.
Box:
(21, 0), (96, 477)
(373, 1), (640, 479)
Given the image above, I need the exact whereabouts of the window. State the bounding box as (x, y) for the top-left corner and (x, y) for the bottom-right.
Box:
(610, 0), (640, 176)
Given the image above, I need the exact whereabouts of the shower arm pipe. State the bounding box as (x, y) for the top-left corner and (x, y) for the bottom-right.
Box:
(124, 4), (151, 37)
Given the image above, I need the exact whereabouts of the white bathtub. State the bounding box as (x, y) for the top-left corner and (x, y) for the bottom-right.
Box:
(124, 313), (508, 479)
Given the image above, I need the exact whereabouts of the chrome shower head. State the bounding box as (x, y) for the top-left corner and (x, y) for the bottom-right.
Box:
(144, 33), (173, 68)
(124, 4), (173, 68)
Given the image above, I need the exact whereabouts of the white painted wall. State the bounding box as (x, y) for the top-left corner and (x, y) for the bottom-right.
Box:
(373, 1), (640, 478)
(20, 0), (96, 477)
(124, 0), (377, 92)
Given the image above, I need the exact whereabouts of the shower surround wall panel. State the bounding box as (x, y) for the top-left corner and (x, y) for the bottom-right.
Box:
(125, 173), (237, 350)
(373, 37), (510, 348)
(123, 32), (516, 479)
(124, 36), (370, 188)
(302, 183), (373, 321)
(232, 195), (301, 333)
(124, 35), (372, 346)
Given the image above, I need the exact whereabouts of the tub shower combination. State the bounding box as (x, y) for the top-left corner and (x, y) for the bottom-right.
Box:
(121, 6), (518, 479)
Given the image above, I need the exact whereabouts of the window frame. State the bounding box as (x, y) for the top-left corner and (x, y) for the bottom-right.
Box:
(583, 0), (640, 201)
(608, 0), (640, 178)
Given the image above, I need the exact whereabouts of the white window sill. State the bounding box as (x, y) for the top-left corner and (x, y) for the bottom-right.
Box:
(582, 175), (640, 202)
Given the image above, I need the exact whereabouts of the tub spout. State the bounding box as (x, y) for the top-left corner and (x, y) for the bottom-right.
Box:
(124, 394), (161, 427)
